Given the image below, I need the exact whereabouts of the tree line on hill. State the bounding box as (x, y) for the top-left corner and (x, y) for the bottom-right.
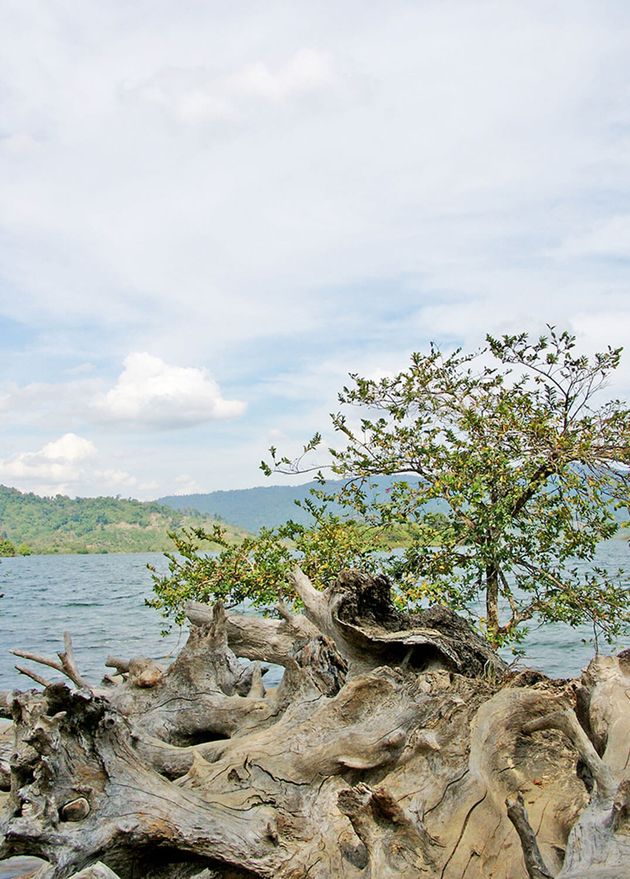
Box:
(0, 485), (244, 555)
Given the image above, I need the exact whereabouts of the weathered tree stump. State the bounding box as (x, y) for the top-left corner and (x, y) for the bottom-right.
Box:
(0, 570), (627, 878)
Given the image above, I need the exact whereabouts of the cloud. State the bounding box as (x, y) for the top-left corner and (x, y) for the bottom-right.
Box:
(2, 0), (629, 372)
(171, 474), (203, 495)
(125, 48), (335, 124)
(0, 434), (159, 497)
(555, 216), (630, 259)
(93, 468), (159, 494)
(0, 433), (96, 493)
(40, 433), (96, 463)
(0, 353), (245, 435)
(0, 3), (630, 497)
(0, 132), (41, 158)
(0, 377), (101, 428)
(94, 353), (246, 428)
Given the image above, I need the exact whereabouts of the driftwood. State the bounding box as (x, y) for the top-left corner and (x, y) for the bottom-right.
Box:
(0, 569), (627, 879)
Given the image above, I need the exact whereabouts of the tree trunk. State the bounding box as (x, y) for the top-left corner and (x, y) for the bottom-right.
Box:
(0, 570), (627, 879)
(485, 564), (500, 637)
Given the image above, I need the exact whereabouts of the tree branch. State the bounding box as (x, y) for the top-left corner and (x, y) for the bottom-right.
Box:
(58, 632), (90, 689)
(288, 567), (330, 627)
(506, 794), (555, 879)
(11, 633), (90, 690)
(14, 664), (53, 689)
(523, 710), (616, 799)
(185, 600), (320, 667)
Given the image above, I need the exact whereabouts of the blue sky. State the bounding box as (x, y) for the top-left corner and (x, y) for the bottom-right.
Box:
(1, 0), (629, 498)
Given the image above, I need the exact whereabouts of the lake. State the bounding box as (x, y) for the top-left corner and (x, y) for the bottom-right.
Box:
(0, 543), (628, 690)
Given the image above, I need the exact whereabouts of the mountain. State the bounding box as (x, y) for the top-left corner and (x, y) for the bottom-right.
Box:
(159, 481), (332, 532)
(0, 485), (246, 555)
(158, 475), (628, 535)
(158, 476), (427, 532)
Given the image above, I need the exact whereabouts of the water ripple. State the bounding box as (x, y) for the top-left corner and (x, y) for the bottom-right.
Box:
(0, 545), (627, 691)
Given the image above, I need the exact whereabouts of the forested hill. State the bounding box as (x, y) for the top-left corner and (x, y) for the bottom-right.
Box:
(158, 476), (425, 532)
(0, 485), (246, 555)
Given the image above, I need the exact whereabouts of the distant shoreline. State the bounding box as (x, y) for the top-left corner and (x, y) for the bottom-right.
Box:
(1, 527), (627, 559)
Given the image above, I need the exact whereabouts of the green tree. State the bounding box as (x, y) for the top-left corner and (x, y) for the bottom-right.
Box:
(266, 327), (629, 644)
(0, 537), (16, 557)
(153, 327), (629, 647)
(148, 505), (379, 626)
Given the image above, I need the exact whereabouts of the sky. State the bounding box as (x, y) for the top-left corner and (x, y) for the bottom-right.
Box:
(0, 0), (629, 499)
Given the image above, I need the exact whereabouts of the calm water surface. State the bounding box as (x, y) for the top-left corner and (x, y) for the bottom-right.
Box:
(0, 553), (184, 690)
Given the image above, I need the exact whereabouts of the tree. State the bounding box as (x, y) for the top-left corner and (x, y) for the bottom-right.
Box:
(265, 327), (629, 644)
(152, 326), (628, 648)
(0, 536), (16, 557)
(148, 505), (380, 626)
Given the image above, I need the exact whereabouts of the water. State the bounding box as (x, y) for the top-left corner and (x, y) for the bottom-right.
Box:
(0, 553), (182, 691)
(0, 543), (627, 689)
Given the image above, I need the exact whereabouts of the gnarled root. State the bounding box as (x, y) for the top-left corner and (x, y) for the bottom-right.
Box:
(507, 652), (630, 879)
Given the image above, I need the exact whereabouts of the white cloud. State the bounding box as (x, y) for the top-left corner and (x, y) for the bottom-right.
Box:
(94, 353), (246, 428)
(125, 48), (335, 124)
(0, 1), (624, 379)
(0, 433), (96, 493)
(40, 433), (96, 463)
(0, 377), (101, 427)
(0, 3), (630, 496)
(0, 354), (245, 434)
(555, 215), (630, 259)
(233, 48), (334, 100)
(93, 468), (139, 488)
(0, 434), (159, 497)
(0, 132), (41, 158)
(171, 474), (203, 495)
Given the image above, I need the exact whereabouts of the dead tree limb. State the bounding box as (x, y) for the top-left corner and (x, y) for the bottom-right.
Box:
(291, 567), (506, 677)
(14, 665), (53, 689)
(11, 632), (89, 690)
(506, 794), (555, 879)
(523, 709), (616, 799)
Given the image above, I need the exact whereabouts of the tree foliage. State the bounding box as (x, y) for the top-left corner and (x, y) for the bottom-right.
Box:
(0, 536), (17, 557)
(154, 327), (630, 646)
(148, 503), (380, 626)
